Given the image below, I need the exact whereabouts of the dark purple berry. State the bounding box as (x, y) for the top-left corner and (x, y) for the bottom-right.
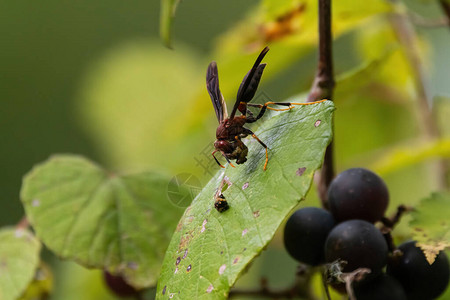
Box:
(284, 207), (335, 266)
(353, 274), (407, 300)
(387, 241), (449, 300)
(328, 168), (389, 223)
(325, 220), (388, 275)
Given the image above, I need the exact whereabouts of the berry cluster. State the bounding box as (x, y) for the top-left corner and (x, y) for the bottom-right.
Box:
(284, 168), (450, 299)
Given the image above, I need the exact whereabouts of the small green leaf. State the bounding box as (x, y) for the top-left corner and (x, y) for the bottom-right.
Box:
(77, 41), (203, 173)
(156, 101), (334, 299)
(160, 0), (181, 48)
(18, 262), (53, 300)
(371, 138), (450, 175)
(21, 155), (184, 289)
(410, 192), (450, 264)
(0, 227), (41, 300)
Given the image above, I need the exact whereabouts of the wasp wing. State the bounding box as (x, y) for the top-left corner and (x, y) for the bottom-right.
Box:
(237, 64), (266, 103)
(230, 47), (269, 118)
(206, 62), (228, 123)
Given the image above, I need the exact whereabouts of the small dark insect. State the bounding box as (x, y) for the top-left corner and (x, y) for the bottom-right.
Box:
(206, 46), (326, 171)
(214, 176), (232, 212)
(214, 194), (229, 213)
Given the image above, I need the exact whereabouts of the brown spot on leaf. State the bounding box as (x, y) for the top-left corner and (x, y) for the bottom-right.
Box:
(253, 210), (260, 218)
(162, 286), (167, 295)
(176, 257), (181, 265)
(242, 182), (249, 190)
(187, 264), (192, 272)
(14, 230), (24, 238)
(314, 119), (321, 127)
(176, 222), (183, 232)
(178, 231), (193, 250)
(233, 257), (240, 264)
(296, 167), (306, 176)
(206, 284), (214, 293)
(219, 264), (226, 275)
(242, 229), (248, 236)
(183, 249), (188, 259)
(201, 219), (208, 233)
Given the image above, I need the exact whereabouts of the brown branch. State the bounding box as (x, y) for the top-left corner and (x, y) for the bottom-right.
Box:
(307, 0), (335, 208)
(228, 265), (318, 299)
(409, 11), (449, 28)
(321, 272), (332, 300)
(16, 216), (30, 230)
(380, 205), (411, 229)
(380, 205), (413, 252)
(439, 0), (450, 25)
(389, 4), (449, 189)
(307, 0), (334, 102)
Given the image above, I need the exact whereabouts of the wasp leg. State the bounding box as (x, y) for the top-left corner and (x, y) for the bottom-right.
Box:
(212, 150), (236, 168)
(248, 102), (293, 111)
(212, 150), (225, 168)
(243, 128), (268, 171)
(288, 99), (327, 106)
(258, 99), (327, 108)
(246, 99), (328, 123)
(222, 152), (236, 168)
(246, 102), (292, 123)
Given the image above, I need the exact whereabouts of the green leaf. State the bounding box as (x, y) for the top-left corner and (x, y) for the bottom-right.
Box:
(0, 227), (41, 300)
(21, 155), (184, 289)
(156, 101), (334, 299)
(410, 192), (450, 264)
(18, 262), (53, 300)
(371, 138), (450, 175)
(160, 0), (181, 48)
(77, 40), (204, 174)
(208, 0), (392, 99)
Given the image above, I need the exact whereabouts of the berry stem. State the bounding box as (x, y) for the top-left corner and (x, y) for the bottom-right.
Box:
(228, 265), (318, 299)
(380, 205), (411, 230)
(307, 0), (335, 208)
(380, 205), (412, 252)
(321, 272), (332, 300)
(439, 0), (450, 27)
(16, 216), (29, 230)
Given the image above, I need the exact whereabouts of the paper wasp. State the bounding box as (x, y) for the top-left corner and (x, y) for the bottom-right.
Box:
(206, 46), (326, 171)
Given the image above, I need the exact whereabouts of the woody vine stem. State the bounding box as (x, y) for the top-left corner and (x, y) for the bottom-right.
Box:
(307, 0), (335, 209)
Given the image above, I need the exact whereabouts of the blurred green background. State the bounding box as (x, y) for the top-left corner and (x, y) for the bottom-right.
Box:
(1, 0), (450, 299)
